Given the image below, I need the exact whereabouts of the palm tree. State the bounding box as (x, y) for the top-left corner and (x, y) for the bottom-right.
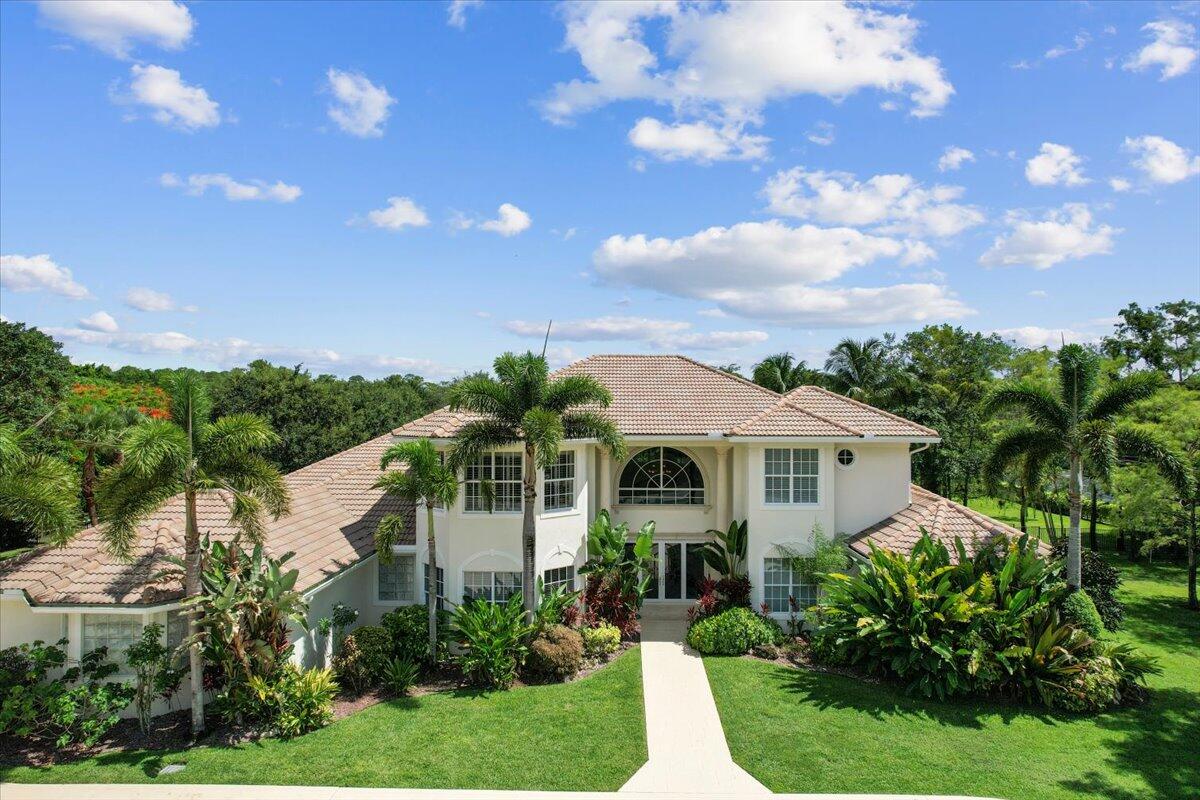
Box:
(752, 353), (821, 393)
(63, 406), (140, 526)
(373, 438), (458, 658)
(447, 352), (626, 614)
(983, 345), (1191, 589)
(98, 370), (289, 736)
(824, 338), (890, 401)
(0, 420), (79, 546)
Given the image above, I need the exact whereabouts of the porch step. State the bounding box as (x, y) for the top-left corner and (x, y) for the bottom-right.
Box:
(639, 601), (692, 621)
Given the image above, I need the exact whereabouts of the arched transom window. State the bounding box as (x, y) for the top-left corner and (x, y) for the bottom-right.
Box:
(618, 447), (705, 505)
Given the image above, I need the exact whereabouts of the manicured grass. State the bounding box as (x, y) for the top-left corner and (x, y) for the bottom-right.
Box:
(706, 559), (1198, 800)
(967, 495), (1116, 542)
(1, 647), (646, 789)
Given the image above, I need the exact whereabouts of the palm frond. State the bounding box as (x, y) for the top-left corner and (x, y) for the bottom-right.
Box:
(166, 369), (213, 437)
(1078, 419), (1117, 482)
(521, 407), (564, 469)
(201, 413), (280, 458)
(982, 381), (1068, 433)
(374, 514), (408, 565)
(1086, 371), (1164, 422)
(210, 454), (290, 519)
(0, 452), (80, 546)
(447, 375), (514, 420)
(982, 425), (1061, 490)
(446, 420), (520, 471)
(379, 439), (439, 473)
(1113, 425), (1195, 500)
(561, 410), (628, 461)
(1056, 344), (1100, 419)
(97, 470), (184, 559)
(374, 469), (423, 500)
(541, 374), (612, 413)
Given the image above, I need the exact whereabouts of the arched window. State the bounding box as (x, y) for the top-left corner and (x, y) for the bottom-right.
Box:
(618, 447), (705, 505)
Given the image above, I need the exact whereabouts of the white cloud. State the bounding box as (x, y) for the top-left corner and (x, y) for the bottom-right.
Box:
(45, 326), (457, 379)
(1025, 142), (1089, 186)
(763, 168), (985, 238)
(78, 310), (119, 333)
(716, 283), (973, 328)
(479, 203), (532, 237)
(325, 68), (395, 138)
(806, 121), (836, 147)
(504, 315), (766, 351)
(1124, 20), (1197, 80)
(447, 0), (483, 29)
(937, 146), (975, 172)
(1028, 289), (1048, 298)
(0, 254), (92, 299)
(359, 196), (430, 230)
(1109, 177), (1132, 192)
(159, 172), (301, 203)
(125, 64), (220, 130)
(980, 204), (1119, 270)
(123, 286), (195, 312)
(36, 0), (193, 59)
(993, 326), (1094, 349)
(1123, 135), (1200, 184)
(697, 307), (728, 318)
(628, 118), (769, 163)
(1045, 32), (1090, 59)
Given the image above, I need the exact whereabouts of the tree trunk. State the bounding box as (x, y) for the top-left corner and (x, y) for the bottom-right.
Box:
(425, 503), (439, 659)
(1188, 502), (1197, 611)
(1067, 455), (1083, 590)
(962, 470), (969, 508)
(82, 449), (98, 527)
(185, 488), (205, 736)
(1019, 484), (1027, 534)
(1088, 482), (1098, 553)
(521, 442), (537, 618)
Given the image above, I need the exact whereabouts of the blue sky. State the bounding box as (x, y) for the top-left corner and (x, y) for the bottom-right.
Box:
(1, 1), (1198, 379)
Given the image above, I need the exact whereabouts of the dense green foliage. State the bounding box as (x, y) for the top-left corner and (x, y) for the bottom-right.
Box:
(125, 623), (184, 733)
(1051, 541), (1124, 630)
(579, 510), (655, 635)
(526, 624), (584, 679)
(451, 595), (535, 688)
(380, 605), (450, 665)
(1061, 588), (1105, 639)
(333, 626), (392, 693)
(687, 607), (782, 655)
(580, 622), (621, 657)
(0, 321), (72, 443)
(246, 664), (338, 739)
(383, 658), (420, 696)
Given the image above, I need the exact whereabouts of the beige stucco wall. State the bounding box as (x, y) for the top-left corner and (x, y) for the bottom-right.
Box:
(833, 442), (912, 536)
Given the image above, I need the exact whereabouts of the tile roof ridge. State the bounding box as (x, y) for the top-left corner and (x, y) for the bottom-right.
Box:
(671, 354), (783, 398)
(788, 385), (939, 437)
(776, 396), (865, 437)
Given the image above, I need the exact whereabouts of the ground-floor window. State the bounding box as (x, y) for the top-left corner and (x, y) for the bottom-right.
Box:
(378, 554), (415, 602)
(763, 557), (818, 613)
(542, 565), (575, 593)
(166, 609), (188, 665)
(463, 570), (522, 603)
(81, 614), (140, 668)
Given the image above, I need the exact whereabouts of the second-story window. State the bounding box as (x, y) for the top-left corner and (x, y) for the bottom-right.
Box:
(543, 451), (575, 511)
(618, 447), (705, 505)
(764, 448), (819, 505)
(464, 452), (522, 512)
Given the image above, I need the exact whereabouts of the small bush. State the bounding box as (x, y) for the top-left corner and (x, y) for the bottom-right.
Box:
(451, 595), (534, 689)
(1049, 659), (1121, 712)
(1060, 591), (1104, 640)
(1097, 640), (1161, 704)
(1052, 542), (1123, 630)
(383, 658), (420, 696)
(381, 605), (449, 664)
(527, 625), (584, 679)
(125, 623), (184, 733)
(534, 582), (581, 632)
(580, 623), (621, 657)
(687, 607), (781, 655)
(332, 626), (391, 693)
(248, 665), (337, 738)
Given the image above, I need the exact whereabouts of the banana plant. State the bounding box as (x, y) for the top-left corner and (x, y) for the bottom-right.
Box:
(701, 519), (748, 578)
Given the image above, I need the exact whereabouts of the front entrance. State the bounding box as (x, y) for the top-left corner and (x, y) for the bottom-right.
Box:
(627, 541), (709, 601)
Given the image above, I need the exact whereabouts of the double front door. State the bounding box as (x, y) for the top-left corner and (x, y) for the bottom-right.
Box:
(626, 540), (708, 601)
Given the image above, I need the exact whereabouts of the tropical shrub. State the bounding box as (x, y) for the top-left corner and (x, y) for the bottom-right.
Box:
(247, 664), (337, 738)
(580, 623), (621, 657)
(1060, 591), (1104, 639)
(381, 605), (451, 664)
(1052, 542), (1123, 630)
(579, 511), (655, 636)
(534, 580), (581, 632)
(125, 623), (184, 732)
(687, 607), (781, 656)
(331, 602), (359, 652)
(451, 595), (534, 689)
(0, 639), (134, 747)
(333, 626), (391, 693)
(384, 658), (421, 696)
(1096, 640), (1162, 703)
(526, 624), (584, 679)
(701, 519), (747, 579)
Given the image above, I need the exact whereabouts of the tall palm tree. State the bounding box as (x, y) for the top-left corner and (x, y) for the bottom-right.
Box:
(752, 353), (822, 393)
(447, 352), (627, 614)
(373, 438), (458, 658)
(98, 370), (289, 736)
(63, 406), (140, 526)
(0, 420), (79, 546)
(824, 338), (890, 401)
(983, 345), (1191, 589)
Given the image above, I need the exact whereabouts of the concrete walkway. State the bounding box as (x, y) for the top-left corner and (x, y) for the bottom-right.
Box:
(619, 613), (768, 794)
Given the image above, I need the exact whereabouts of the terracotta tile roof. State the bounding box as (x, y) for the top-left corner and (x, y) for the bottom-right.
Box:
(0, 433), (412, 607)
(393, 354), (936, 440)
(847, 485), (1049, 561)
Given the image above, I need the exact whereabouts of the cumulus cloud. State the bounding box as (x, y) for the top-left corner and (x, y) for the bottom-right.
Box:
(1109, 177), (1132, 192)
(628, 118), (769, 163)
(124, 287), (196, 312)
(806, 121), (836, 147)
(504, 315), (767, 351)
(447, 0), (483, 29)
(325, 68), (395, 138)
(937, 146), (975, 172)
(357, 196), (430, 230)
(0, 254), (92, 299)
(1025, 142), (1089, 187)
(159, 172), (301, 203)
(78, 310), (119, 333)
(36, 0), (193, 59)
(980, 204), (1119, 270)
(763, 168), (985, 238)
(124, 64), (220, 130)
(711, 283), (973, 328)
(1124, 20), (1197, 80)
(479, 203), (532, 236)
(1123, 135), (1200, 184)
(992, 326), (1095, 349)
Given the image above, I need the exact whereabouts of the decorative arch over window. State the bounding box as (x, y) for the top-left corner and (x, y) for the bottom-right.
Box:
(618, 447), (705, 505)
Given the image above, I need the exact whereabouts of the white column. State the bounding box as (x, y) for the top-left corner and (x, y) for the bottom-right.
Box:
(599, 450), (612, 514)
(714, 444), (731, 529)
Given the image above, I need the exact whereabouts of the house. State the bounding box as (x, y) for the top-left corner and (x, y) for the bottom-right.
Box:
(0, 354), (1026, 714)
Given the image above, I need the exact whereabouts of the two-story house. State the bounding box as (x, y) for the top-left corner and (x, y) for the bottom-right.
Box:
(0, 354), (1025, 717)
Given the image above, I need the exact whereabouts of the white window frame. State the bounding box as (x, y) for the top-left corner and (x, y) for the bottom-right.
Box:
(542, 565), (576, 593)
(81, 613), (141, 670)
(425, 563), (446, 610)
(377, 553), (416, 604)
(464, 451), (523, 513)
(764, 447), (820, 506)
(543, 451), (576, 512)
(617, 446), (706, 506)
(462, 570), (523, 603)
(835, 447), (857, 471)
(763, 557), (819, 614)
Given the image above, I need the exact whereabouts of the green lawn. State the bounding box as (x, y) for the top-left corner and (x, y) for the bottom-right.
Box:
(967, 495), (1116, 543)
(706, 559), (1199, 800)
(1, 647), (647, 790)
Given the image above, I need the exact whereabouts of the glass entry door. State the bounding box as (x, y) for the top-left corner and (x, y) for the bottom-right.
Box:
(634, 541), (709, 601)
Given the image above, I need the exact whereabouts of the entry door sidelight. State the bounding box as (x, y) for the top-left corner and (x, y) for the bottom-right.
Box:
(685, 543), (707, 599)
(663, 543), (682, 599)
